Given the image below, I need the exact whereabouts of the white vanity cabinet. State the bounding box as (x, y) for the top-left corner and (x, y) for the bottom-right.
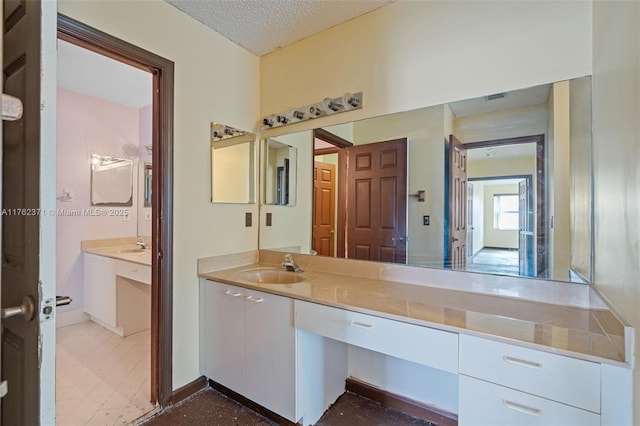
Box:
(83, 252), (151, 336)
(202, 280), (297, 422)
(84, 253), (117, 328)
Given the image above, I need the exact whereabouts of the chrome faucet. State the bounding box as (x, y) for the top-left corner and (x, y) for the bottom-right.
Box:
(282, 254), (303, 272)
(136, 237), (150, 250)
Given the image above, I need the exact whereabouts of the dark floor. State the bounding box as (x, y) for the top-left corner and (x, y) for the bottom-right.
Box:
(138, 388), (435, 426)
(465, 247), (519, 276)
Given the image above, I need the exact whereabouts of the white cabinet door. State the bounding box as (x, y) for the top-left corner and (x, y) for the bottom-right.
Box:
(83, 253), (116, 327)
(244, 288), (296, 421)
(204, 281), (246, 395)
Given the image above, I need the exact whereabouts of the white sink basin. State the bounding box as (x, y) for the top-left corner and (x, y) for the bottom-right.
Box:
(236, 268), (305, 285)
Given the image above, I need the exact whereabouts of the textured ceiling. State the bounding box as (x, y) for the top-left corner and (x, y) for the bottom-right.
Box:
(164, 0), (393, 56)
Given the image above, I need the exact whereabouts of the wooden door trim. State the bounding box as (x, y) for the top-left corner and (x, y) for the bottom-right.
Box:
(312, 129), (351, 258)
(57, 14), (174, 407)
(313, 128), (353, 149)
(450, 134), (546, 277)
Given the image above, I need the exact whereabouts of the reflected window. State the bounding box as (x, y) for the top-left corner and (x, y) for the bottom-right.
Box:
(493, 194), (519, 230)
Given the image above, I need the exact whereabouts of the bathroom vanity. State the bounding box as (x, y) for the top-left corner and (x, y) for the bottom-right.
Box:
(83, 238), (152, 336)
(198, 251), (633, 426)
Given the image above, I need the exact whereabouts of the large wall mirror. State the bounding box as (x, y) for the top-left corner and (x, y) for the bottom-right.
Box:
(211, 132), (256, 204)
(258, 76), (593, 283)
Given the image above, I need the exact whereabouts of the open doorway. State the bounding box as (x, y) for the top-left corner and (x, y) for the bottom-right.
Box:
(55, 37), (155, 424)
(54, 14), (175, 424)
(466, 175), (534, 277)
(446, 136), (543, 278)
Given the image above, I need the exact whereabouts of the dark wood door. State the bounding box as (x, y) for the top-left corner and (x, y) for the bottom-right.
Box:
(2, 1), (42, 424)
(449, 135), (467, 270)
(313, 161), (336, 256)
(346, 139), (407, 264)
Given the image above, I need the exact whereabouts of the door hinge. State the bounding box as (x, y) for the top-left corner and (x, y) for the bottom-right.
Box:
(0, 380), (7, 398)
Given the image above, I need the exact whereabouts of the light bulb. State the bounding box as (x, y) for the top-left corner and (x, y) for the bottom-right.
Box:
(342, 93), (360, 108)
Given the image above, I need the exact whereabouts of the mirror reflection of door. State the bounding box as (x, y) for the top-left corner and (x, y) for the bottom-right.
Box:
(345, 138), (408, 264)
(313, 131), (408, 264)
(312, 161), (336, 256)
(448, 135), (468, 270)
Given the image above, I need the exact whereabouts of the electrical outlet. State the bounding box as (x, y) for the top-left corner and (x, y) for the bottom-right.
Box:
(144, 210), (152, 221)
(423, 215), (430, 226)
(245, 212), (252, 227)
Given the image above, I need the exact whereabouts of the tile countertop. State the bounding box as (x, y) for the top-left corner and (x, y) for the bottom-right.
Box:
(82, 237), (152, 266)
(198, 252), (632, 368)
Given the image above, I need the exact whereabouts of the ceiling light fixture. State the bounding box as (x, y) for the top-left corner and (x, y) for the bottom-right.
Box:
(211, 122), (247, 142)
(260, 92), (363, 131)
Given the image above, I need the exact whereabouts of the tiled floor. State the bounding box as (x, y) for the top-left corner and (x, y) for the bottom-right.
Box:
(141, 389), (438, 426)
(466, 247), (519, 276)
(56, 321), (154, 426)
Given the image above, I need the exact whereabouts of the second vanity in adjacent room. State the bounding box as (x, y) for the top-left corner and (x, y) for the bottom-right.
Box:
(82, 237), (152, 337)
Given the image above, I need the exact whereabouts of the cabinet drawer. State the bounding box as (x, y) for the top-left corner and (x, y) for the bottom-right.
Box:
(459, 375), (599, 426)
(295, 300), (458, 373)
(116, 260), (151, 285)
(459, 334), (600, 412)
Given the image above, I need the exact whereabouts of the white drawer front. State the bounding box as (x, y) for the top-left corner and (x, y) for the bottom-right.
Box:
(459, 375), (599, 426)
(116, 260), (151, 285)
(459, 334), (600, 412)
(295, 300), (458, 373)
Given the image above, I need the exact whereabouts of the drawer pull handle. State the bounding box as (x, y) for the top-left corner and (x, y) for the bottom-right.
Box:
(350, 321), (374, 329)
(503, 355), (543, 370)
(224, 290), (243, 297)
(503, 399), (542, 417)
(246, 296), (264, 303)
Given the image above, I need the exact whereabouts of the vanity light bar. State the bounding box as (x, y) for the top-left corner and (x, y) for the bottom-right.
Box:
(211, 122), (247, 142)
(260, 92), (363, 131)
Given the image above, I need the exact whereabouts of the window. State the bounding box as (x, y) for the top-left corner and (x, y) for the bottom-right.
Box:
(494, 194), (519, 230)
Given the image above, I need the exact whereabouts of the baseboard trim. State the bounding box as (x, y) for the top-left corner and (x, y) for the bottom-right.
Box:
(172, 376), (207, 404)
(345, 377), (458, 426)
(208, 379), (299, 426)
(55, 309), (90, 328)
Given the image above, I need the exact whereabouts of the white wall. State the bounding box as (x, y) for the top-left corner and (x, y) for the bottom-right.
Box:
(137, 105), (153, 238)
(549, 82), (571, 281)
(259, 131), (313, 253)
(58, 0), (261, 389)
(482, 183), (520, 249)
(569, 77), (592, 280)
(592, 0), (640, 421)
(56, 88), (142, 314)
(470, 182), (484, 255)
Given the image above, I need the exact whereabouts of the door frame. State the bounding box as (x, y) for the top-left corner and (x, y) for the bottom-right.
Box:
(312, 129), (352, 257)
(57, 14), (174, 407)
(446, 134), (545, 277)
(468, 174), (534, 273)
